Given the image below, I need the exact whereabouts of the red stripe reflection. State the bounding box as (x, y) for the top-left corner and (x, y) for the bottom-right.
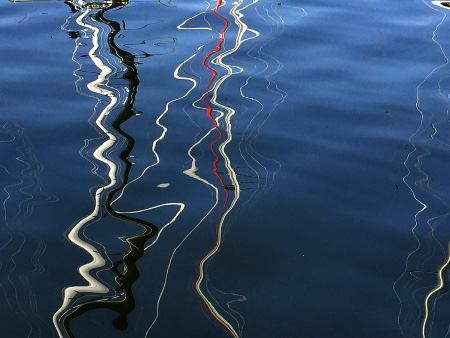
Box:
(193, 0), (234, 336)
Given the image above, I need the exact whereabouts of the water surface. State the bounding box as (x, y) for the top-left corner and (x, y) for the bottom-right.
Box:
(1, 0), (450, 337)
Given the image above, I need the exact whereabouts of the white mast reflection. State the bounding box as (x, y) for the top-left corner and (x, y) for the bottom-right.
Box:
(395, 2), (450, 337)
(52, 0), (149, 335)
(53, 4), (115, 336)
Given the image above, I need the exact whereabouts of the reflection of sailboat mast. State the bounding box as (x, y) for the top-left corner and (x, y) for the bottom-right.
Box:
(395, 3), (450, 338)
(192, 1), (253, 337)
(188, 1), (292, 336)
(54, 1), (157, 336)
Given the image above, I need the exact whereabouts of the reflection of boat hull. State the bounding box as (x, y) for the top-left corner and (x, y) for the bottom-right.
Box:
(432, 1), (450, 9)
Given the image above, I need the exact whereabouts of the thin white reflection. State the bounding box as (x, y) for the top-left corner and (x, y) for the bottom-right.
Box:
(395, 2), (450, 338)
(0, 122), (57, 337)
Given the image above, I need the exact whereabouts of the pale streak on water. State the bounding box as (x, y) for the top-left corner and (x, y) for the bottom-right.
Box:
(394, 1), (450, 337)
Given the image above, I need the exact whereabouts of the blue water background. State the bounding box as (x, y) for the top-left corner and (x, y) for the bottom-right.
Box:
(1, 0), (449, 337)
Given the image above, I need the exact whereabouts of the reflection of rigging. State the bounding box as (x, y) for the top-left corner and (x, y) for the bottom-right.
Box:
(140, 1), (299, 337)
(395, 2), (450, 338)
(53, 0), (157, 336)
(192, 1), (296, 335)
(194, 0), (236, 334)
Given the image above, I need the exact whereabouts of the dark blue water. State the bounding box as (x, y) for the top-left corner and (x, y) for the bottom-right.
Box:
(2, 0), (450, 337)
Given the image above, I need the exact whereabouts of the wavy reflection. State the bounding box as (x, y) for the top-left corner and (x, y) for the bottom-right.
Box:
(52, 0), (158, 336)
(142, 1), (305, 337)
(395, 2), (450, 337)
(0, 122), (57, 337)
(7, 0), (301, 336)
(192, 3), (299, 335)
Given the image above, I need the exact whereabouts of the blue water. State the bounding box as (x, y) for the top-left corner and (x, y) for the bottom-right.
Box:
(1, 0), (450, 337)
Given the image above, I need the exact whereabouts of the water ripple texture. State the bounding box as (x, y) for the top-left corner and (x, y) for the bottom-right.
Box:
(0, 121), (57, 338)
(394, 2), (450, 337)
(36, 0), (299, 337)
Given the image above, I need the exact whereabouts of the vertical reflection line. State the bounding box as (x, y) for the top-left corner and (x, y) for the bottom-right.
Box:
(111, 49), (202, 204)
(142, 7), (226, 331)
(58, 1), (163, 334)
(211, 0), (256, 206)
(197, 1), (300, 334)
(423, 241), (450, 337)
(192, 1), (245, 337)
(193, 0), (235, 336)
(111, 47), (219, 337)
(394, 2), (450, 337)
(200, 3), (251, 334)
(53, 7), (116, 336)
(235, 0), (289, 208)
(418, 3), (448, 338)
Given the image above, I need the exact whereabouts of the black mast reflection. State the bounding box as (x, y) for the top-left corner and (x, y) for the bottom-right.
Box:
(54, 0), (157, 336)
